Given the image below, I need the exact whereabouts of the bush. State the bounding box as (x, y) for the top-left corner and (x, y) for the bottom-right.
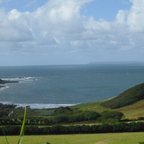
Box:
(52, 114), (69, 124)
(0, 110), (7, 117)
(137, 117), (144, 120)
(66, 113), (82, 123)
(84, 111), (100, 121)
(101, 111), (124, 122)
(54, 107), (73, 114)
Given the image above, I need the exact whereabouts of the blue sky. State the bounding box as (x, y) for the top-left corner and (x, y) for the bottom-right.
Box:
(81, 0), (132, 21)
(0, 0), (144, 66)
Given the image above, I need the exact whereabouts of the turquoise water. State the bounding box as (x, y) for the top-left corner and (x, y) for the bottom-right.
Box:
(0, 64), (144, 108)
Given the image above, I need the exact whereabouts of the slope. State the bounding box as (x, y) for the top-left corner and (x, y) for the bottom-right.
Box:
(101, 83), (144, 109)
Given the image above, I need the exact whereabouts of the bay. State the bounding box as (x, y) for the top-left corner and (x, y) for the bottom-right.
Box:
(0, 64), (144, 108)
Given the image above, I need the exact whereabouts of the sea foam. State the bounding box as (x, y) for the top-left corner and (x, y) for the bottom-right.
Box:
(15, 103), (76, 109)
(0, 101), (76, 109)
(2, 77), (37, 82)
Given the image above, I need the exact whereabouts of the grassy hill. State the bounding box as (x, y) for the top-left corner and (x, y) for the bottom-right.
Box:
(71, 83), (144, 119)
(71, 99), (144, 119)
(101, 83), (144, 109)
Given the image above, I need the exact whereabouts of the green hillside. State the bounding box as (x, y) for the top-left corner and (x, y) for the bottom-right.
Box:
(71, 83), (144, 119)
(101, 83), (144, 109)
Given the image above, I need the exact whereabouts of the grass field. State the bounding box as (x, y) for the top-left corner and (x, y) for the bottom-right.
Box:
(1, 132), (144, 144)
(71, 99), (144, 120)
(116, 100), (144, 119)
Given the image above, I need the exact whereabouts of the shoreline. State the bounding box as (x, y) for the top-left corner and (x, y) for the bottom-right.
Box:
(0, 78), (77, 109)
(0, 85), (5, 88)
(0, 102), (77, 109)
(0, 78), (19, 89)
(0, 78), (19, 84)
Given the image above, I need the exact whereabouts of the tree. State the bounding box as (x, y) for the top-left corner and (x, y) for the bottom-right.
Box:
(101, 111), (124, 122)
(84, 111), (100, 121)
(52, 114), (69, 124)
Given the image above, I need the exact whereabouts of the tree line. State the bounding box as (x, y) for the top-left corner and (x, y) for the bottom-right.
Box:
(1, 122), (144, 135)
(0, 110), (124, 125)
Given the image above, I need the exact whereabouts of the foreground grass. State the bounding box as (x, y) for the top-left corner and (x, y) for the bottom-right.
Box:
(1, 132), (144, 144)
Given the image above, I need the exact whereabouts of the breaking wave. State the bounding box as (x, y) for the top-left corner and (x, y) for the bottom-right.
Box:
(2, 77), (37, 82)
(0, 101), (77, 109)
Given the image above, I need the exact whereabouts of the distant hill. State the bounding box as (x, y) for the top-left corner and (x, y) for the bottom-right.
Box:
(101, 83), (144, 109)
(88, 61), (144, 65)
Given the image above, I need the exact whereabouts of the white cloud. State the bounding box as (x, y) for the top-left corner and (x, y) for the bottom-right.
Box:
(116, 0), (144, 32)
(31, 0), (92, 41)
(1, 0), (144, 65)
(0, 9), (33, 42)
(127, 0), (144, 31)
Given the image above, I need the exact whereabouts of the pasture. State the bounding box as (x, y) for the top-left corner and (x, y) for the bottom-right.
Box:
(0, 132), (144, 144)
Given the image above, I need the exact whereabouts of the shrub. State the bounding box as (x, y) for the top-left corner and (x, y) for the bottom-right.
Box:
(0, 110), (7, 117)
(137, 117), (144, 120)
(52, 114), (69, 124)
(84, 111), (100, 121)
(101, 111), (124, 121)
(54, 107), (73, 114)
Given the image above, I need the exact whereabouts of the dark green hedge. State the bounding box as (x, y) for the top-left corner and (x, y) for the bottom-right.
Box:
(1, 122), (144, 135)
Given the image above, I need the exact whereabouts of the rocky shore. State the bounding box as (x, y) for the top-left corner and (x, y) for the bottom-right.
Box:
(0, 84), (5, 88)
(0, 79), (19, 84)
(0, 78), (19, 88)
(0, 103), (17, 109)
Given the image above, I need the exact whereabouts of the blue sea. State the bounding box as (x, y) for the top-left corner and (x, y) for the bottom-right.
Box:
(0, 64), (144, 109)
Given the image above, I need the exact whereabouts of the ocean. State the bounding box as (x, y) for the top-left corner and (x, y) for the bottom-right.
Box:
(0, 64), (144, 109)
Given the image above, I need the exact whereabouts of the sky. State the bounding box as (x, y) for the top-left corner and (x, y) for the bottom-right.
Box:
(0, 0), (144, 66)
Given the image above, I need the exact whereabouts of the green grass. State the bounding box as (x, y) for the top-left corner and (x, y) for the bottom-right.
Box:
(0, 133), (144, 144)
(115, 100), (144, 119)
(17, 107), (26, 144)
(71, 98), (144, 120)
(71, 100), (110, 113)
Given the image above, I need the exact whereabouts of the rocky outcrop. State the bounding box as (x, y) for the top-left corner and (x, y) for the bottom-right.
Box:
(0, 85), (5, 88)
(0, 79), (19, 88)
(0, 103), (17, 109)
(0, 79), (19, 84)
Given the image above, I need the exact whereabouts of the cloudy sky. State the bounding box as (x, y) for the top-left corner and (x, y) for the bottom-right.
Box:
(0, 0), (144, 66)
